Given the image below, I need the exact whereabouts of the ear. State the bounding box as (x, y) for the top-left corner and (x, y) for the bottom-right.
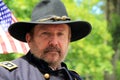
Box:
(26, 33), (31, 43)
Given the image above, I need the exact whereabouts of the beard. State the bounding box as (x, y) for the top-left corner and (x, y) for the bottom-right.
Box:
(42, 44), (65, 66)
(31, 44), (67, 68)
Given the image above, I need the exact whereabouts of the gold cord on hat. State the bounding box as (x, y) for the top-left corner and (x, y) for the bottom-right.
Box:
(38, 15), (71, 22)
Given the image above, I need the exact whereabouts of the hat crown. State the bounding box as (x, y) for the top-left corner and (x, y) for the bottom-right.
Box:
(8, 0), (92, 42)
(31, 0), (68, 21)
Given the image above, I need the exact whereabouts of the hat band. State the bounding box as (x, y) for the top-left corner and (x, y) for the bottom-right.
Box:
(37, 15), (71, 22)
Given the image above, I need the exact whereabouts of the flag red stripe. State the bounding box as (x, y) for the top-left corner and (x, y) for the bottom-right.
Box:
(0, 36), (7, 53)
(6, 32), (17, 52)
(12, 14), (17, 22)
(20, 42), (27, 53)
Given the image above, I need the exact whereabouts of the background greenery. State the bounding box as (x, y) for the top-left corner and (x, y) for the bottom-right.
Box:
(1, 0), (120, 80)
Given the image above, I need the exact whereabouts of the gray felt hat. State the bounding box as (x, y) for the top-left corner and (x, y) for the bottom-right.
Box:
(8, 0), (92, 42)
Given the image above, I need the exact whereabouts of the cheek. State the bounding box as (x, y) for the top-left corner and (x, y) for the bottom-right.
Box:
(29, 39), (45, 51)
(36, 40), (47, 50)
(60, 40), (69, 52)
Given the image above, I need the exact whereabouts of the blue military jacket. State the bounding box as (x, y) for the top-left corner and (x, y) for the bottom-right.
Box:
(0, 51), (82, 80)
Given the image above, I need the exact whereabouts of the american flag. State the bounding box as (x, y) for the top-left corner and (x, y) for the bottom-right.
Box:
(0, 0), (29, 54)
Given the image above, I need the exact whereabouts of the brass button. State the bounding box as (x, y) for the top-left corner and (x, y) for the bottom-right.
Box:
(44, 73), (50, 79)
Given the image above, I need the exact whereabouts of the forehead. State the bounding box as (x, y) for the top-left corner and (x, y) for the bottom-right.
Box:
(34, 24), (70, 31)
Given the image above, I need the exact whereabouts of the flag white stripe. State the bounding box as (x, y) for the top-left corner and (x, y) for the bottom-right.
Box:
(0, 26), (13, 52)
(0, 44), (3, 53)
(13, 38), (26, 53)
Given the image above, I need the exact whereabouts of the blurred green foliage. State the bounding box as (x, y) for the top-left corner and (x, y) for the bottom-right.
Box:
(0, 53), (24, 61)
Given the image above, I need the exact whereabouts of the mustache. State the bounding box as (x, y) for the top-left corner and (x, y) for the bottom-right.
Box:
(44, 45), (61, 54)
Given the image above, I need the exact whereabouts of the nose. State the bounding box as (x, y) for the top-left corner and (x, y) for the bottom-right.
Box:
(48, 35), (58, 46)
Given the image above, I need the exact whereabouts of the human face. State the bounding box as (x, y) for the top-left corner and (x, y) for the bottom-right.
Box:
(26, 24), (71, 66)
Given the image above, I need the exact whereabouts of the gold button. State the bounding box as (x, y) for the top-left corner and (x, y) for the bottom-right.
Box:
(44, 73), (50, 79)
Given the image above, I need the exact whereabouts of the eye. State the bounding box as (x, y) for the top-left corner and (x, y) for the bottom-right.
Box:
(57, 32), (64, 36)
(42, 32), (49, 35)
(41, 32), (50, 37)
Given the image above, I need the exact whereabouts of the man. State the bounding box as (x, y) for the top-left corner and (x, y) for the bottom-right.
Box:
(0, 0), (92, 80)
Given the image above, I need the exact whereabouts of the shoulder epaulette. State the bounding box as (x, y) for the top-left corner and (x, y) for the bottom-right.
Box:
(0, 61), (18, 71)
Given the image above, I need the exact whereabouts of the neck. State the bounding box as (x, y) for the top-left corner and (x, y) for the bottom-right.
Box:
(49, 64), (61, 70)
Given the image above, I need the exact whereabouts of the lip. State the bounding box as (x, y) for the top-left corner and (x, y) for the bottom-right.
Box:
(44, 49), (60, 53)
(46, 51), (59, 54)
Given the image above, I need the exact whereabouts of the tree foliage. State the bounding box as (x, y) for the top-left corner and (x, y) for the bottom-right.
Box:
(105, 0), (120, 80)
(0, 53), (23, 61)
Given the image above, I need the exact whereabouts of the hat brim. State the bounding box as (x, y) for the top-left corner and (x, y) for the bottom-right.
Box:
(8, 21), (92, 42)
